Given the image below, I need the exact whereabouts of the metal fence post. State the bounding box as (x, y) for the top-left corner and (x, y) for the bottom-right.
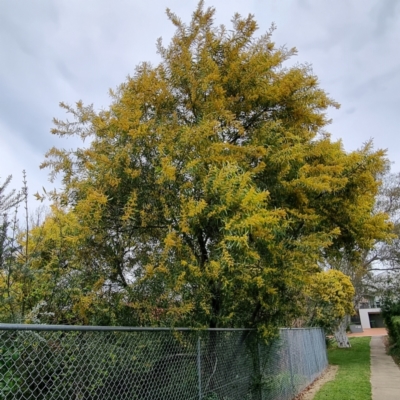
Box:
(285, 330), (296, 397)
(257, 341), (265, 400)
(197, 336), (202, 400)
(322, 329), (328, 368)
(311, 330), (319, 376)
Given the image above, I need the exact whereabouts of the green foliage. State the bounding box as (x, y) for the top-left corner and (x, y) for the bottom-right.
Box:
(0, 346), (20, 396)
(390, 316), (400, 344)
(314, 337), (371, 400)
(381, 297), (400, 325)
(381, 296), (400, 353)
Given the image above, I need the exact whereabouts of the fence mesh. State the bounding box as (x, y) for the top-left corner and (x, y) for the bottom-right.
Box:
(258, 328), (328, 400)
(0, 325), (327, 400)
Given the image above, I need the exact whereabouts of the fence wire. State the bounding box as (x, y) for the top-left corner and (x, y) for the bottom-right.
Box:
(258, 328), (328, 400)
(0, 325), (327, 400)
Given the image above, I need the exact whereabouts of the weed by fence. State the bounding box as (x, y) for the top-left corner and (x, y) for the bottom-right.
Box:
(0, 324), (327, 400)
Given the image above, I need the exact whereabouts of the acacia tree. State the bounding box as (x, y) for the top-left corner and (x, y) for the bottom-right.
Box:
(40, 2), (391, 334)
(305, 269), (355, 347)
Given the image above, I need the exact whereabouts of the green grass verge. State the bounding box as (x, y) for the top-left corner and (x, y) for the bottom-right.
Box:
(313, 337), (371, 400)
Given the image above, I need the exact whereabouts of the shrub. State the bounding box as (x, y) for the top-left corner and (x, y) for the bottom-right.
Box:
(381, 297), (400, 354)
(390, 316), (400, 346)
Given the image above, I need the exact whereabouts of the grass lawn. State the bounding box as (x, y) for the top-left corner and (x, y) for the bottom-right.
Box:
(313, 337), (371, 400)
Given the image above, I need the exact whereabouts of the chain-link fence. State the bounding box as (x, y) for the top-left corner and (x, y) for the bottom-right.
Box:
(258, 328), (328, 400)
(0, 324), (327, 400)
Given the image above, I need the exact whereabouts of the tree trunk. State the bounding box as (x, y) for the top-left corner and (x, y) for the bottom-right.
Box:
(334, 316), (351, 348)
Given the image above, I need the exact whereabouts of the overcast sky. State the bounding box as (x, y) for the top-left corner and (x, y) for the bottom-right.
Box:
(1, 0), (399, 207)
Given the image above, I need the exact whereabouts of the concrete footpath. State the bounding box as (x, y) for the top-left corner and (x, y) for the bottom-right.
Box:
(370, 335), (400, 400)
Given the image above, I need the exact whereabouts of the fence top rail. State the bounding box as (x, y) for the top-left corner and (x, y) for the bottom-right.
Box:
(280, 328), (325, 331)
(0, 323), (255, 332)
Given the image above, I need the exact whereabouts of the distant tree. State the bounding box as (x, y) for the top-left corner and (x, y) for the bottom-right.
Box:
(0, 172), (49, 322)
(38, 2), (392, 334)
(0, 174), (21, 321)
